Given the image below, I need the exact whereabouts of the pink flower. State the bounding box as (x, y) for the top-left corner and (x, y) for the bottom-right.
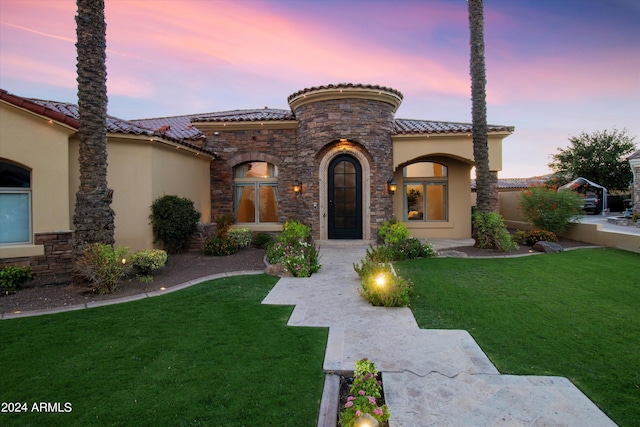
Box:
(347, 396), (355, 401)
(345, 401), (353, 408)
(356, 410), (363, 417)
(373, 407), (384, 416)
(368, 396), (377, 405)
(358, 390), (366, 395)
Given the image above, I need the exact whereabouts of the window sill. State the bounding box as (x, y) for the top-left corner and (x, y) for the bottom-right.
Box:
(236, 223), (283, 232)
(405, 221), (454, 229)
(0, 244), (45, 259)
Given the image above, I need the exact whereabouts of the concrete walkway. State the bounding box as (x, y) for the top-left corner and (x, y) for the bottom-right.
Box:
(262, 242), (617, 427)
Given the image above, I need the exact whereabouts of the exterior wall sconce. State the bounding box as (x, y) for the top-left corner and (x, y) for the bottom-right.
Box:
(387, 177), (397, 195)
(293, 180), (302, 195)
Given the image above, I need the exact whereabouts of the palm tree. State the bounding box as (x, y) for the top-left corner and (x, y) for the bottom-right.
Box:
(73, 0), (115, 263)
(468, 0), (495, 213)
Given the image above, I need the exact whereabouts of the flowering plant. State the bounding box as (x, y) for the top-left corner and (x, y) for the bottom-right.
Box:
(227, 227), (252, 248)
(267, 241), (321, 277)
(340, 359), (390, 426)
(525, 229), (558, 246)
(204, 237), (240, 256)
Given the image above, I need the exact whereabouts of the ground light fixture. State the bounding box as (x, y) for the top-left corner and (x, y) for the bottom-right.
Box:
(354, 413), (379, 427)
(375, 273), (387, 288)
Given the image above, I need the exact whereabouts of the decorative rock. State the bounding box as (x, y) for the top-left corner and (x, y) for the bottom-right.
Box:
(532, 241), (564, 253)
(264, 263), (293, 277)
(436, 250), (469, 258)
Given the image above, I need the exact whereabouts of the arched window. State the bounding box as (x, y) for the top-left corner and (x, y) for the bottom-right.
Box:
(0, 161), (32, 244)
(234, 162), (279, 223)
(403, 162), (448, 221)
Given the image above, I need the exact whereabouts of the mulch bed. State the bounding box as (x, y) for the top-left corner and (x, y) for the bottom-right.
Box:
(0, 248), (267, 314)
(1, 236), (596, 315)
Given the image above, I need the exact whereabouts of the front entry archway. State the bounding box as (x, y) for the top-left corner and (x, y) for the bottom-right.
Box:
(328, 154), (362, 239)
(318, 146), (371, 241)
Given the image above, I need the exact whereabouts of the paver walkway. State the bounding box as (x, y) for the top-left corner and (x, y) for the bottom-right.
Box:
(262, 243), (617, 427)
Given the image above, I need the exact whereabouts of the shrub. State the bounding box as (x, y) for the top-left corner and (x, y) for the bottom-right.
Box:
(378, 218), (409, 244)
(388, 237), (436, 260)
(252, 232), (274, 249)
(525, 229), (558, 246)
(339, 358), (390, 426)
(75, 243), (130, 294)
(215, 214), (235, 238)
(518, 186), (583, 235)
(227, 227), (252, 249)
(150, 195), (201, 253)
(267, 241), (321, 277)
(356, 262), (412, 307)
(131, 249), (168, 281)
(473, 212), (518, 252)
(512, 229), (528, 244)
(204, 237), (239, 256)
(0, 266), (33, 295)
(279, 219), (311, 244)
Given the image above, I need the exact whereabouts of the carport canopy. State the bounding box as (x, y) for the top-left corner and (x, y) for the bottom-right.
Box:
(558, 177), (607, 215)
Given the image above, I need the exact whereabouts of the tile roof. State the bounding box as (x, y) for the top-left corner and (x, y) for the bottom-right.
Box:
(0, 89), (79, 128)
(471, 175), (551, 190)
(190, 108), (294, 123)
(287, 83), (404, 103)
(629, 149), (640, 160)
(3, 88), (515, 153)
(131, 115), (206, 141)
(1, 89), (214, 156)
(395, 118), (514, 134)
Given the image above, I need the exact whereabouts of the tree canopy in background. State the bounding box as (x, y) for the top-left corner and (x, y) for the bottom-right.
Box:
(549, 129), (636, 192)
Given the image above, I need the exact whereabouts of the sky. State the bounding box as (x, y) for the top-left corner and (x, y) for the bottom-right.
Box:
(0, 0), (638, 178)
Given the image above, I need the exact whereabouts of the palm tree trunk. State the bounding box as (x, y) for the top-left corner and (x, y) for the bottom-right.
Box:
(73, 0), (115, 262)
(468, 0), (496, 213)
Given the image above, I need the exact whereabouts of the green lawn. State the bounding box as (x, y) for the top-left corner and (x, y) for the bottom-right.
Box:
(395, 248), (640, 427)
(0, 275), (328, 426)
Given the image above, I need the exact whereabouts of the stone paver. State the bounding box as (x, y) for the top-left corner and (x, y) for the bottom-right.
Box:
(262, 242), (617, 427)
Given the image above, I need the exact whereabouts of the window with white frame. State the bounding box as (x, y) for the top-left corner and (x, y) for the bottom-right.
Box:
(234, 162), (279, 223)
(403, 162), (447, 221)
(0, 161), (32, 244)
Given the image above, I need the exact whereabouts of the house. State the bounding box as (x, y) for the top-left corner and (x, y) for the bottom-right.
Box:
(0, 89), (215, 280)
(1, 83), (514, 280)
(630, 150), (640, 213)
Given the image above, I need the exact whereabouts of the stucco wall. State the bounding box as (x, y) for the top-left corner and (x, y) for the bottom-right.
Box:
(69, 135), (212, 251)
(0, 102), (74, 259)
(393, 156), (473, 239)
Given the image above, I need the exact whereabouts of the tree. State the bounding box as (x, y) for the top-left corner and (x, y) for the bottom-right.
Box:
(468, 0), (494, 213)
(549, 129), (636, 192)
(73, 0), (115, 267)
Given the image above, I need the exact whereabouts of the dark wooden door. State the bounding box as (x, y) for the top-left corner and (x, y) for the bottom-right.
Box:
(328, 155), (362, 239)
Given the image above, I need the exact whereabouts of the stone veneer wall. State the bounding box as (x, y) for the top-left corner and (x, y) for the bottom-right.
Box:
(202, 96), (396, 240)
(205, 128), (302, 223)
(292, 98), (396, 240)
(0, 231), (73, 285)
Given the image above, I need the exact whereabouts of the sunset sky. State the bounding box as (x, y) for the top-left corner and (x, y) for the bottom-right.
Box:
(1, 0), (638, 178)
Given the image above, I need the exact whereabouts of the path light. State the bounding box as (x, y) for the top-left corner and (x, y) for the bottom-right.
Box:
(121, 258), (126, 265)
(375, 273), (387, 288)
(354, 413), (379, 427)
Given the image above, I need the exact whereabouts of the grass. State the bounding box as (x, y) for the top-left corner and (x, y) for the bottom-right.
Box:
(0, 275), (328, 426)
(395, 248), (640, 427)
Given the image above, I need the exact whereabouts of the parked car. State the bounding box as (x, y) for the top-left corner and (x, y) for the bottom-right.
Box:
(581, 191), (600, 214)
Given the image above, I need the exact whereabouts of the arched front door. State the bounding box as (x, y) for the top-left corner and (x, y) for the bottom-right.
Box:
(328, 154), (362, 239)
